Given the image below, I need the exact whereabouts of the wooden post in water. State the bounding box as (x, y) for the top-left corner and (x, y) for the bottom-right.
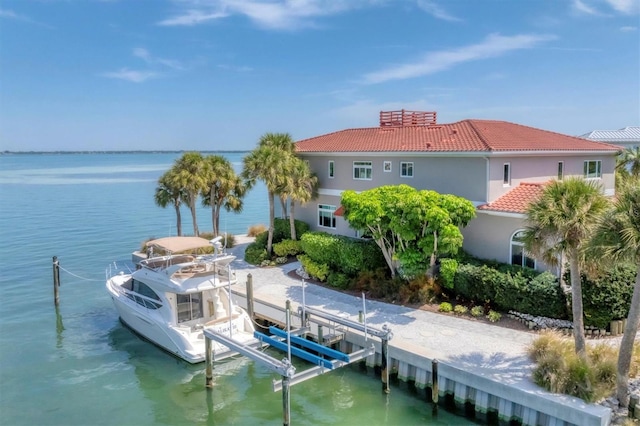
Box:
(282, 376), (291, 426)
(431, 359), (439, 404)
(317, 325), (324, 346)
(381, 338), (390, 394)
(205, 337), (213, 388)
(52, 256), (61, 306)
(358, 310), (363, 323)
(246, 273), (254, 319)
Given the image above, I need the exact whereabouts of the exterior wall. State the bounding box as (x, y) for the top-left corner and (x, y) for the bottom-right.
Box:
(487, 153), (617, 202)
(304, 154), (487, 203)
(462, 212), (555, 273)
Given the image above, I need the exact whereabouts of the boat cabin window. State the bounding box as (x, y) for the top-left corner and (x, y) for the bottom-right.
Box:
(177, 293), (203, 323)
(128, 279), (162, 310)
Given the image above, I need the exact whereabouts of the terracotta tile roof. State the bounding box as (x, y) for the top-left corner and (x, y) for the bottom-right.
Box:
(295, 120), (621, 153)
(478, 182), (547, 214)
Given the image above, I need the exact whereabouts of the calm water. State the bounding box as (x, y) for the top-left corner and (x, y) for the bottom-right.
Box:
(0, 153), (474, 425)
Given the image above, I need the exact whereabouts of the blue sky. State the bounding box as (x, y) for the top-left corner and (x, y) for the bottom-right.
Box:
(1, 0), (638, 152)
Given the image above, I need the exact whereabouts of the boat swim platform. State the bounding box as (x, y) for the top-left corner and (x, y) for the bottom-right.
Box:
(223, 279), (611, 426)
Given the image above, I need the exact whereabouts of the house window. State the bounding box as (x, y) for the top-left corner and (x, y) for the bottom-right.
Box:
(557, 162), (564, 180)
(511, 230), (535, 269)
(318, 204), (337, 228)
(353, 161), (372, 180)
(400, 162), (414, 178)
(383, 161), (392, 172)
(503, 163), (511, 186)
(584, 160), (601, 179)
(177, 292), (203, 323)
(328, 161), (334, 178)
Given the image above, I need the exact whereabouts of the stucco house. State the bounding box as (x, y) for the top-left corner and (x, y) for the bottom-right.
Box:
(579, 126), (640, 150)
(292, 110), (620, 273)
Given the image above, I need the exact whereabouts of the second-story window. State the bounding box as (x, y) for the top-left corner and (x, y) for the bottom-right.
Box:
(557, 162), (564, 180)
(584, 160), (601, 179)
(328, 161), (334, 178)
(353, 161), (372, 180)
(503, 163), (511, 186)
(400, 162), (414, 178)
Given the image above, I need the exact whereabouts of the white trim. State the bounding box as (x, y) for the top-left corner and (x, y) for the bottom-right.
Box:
(400, 161), (414, 178)
(328, 160), (334, 179)
(317, 188), (344, 197)
(503, 162), (511, 187)
(476, 210), (525, 219)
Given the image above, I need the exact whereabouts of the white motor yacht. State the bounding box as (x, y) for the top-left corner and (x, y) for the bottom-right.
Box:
(106, 236), (259, 363)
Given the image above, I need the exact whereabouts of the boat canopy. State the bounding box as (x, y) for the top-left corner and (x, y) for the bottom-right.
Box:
(146, 236), (212, 253)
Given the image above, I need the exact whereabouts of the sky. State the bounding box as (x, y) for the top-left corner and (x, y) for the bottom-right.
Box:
(0, 0), (639, 152)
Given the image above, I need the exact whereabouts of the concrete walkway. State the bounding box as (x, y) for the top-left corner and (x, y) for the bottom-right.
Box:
(227, 238), (537, 384)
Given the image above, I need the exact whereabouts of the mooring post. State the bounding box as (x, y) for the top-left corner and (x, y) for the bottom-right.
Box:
(317, 324), (324, 346)
(282, 375), (291, 426)
(285, 300), (292, 362)
(246, 273), (254, 319)
(381, 338), (390, 394)
(205, 336), (213, 388)
(358, 310), (363, 323)
(52, 256), (60, 306)
(431, 359), (439, 404)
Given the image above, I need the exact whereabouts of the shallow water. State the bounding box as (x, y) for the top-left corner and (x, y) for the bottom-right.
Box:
(0, 152), (475, 425)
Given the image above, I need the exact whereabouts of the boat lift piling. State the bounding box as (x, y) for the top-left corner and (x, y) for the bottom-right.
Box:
(203, 294), (393, 425)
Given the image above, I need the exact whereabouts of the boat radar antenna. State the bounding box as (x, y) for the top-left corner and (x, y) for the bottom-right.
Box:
(210, 236), (223, 255)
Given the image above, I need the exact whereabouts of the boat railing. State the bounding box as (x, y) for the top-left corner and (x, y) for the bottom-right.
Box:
(105, 261), (135, 280)
(110, 283), (162, 310)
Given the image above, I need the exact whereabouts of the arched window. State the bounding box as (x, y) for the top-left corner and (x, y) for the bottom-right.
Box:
(511, 230), (535, 269)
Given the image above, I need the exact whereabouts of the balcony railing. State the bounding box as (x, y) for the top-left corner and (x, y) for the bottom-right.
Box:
(379, 110), (437, 127)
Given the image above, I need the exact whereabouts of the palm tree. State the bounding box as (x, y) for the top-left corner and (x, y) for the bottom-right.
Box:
(154, 170), (186, 236)
(522, 177), (608, 360)
(201, 155), (247, 236)
(170, 152), (207, 236)
(590, 178), (640, 407)
(281, 157), (318, 240)
(617, 146), (640, 178)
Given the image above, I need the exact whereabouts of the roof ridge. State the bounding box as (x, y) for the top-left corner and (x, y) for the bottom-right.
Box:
(465, 120), (493, 150)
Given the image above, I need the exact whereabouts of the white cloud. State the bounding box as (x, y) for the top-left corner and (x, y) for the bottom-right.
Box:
(361, 33), (556, 85)
(604, 0), (640, 14)
(158, 0), (379, 30)
(133, 47), (184, 70)
(571, 0), (603, 15)
(416, 0), (461, 22)
(101, 68), (158, 83)
(0, 8), (53, 28)
(620, 25), (638, 31)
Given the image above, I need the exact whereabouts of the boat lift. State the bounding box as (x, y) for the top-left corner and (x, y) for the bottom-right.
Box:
(203, 290), (393, 426)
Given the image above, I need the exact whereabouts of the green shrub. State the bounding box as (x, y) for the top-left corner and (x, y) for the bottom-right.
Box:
(453, 305), (468, 315)
(300, 232), (386, 277)
(298, 254), (329, 281)
(470, 306), (484, 317)
(439, 258), (458, 290)
(568, 263), (636, 329)
(487, 310), (502, 322)
(273, 217), (310, 242)
(438, 302), (453, 313)
(274, 257), (287, 264)
(244, 242), (268, 265)
(273, 239), (303, 257)
(327, 272), (351, 289)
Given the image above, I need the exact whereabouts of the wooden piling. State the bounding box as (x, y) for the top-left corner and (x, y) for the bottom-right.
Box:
(432, 359), (439, 404)
(381, 338), (390, 394)
(317, 325), (324, 346)
(246, 273), (254, 320)
(205, 337), (213, 388)
(52, 256), (60, 306)
(282, 376), (291, 426)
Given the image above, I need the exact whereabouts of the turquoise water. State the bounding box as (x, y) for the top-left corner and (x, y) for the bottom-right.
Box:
(0, 153), (475, 425)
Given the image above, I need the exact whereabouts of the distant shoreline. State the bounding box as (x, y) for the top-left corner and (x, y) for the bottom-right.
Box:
(0, 150), (250, 155)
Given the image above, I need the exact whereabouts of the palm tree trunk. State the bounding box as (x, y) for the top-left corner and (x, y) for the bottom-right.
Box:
(189, 193), (199, 236)
(616, 267), (640, 408)
(267, 191), (275, 255)
(289, 200), (296, 240)
(211, 188), (217, 236)
(174, 203), (182, 236)
(569, 248), (587, 360)
(280, 196), (287, 219)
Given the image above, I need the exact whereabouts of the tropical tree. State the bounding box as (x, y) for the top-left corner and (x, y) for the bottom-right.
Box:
(201, 155), (247, 236)
(170, 152), (207, 236)
(340, 184), (476, 279)
(617, 146), (640, 178)
(280, 157), (318, 240)
(242, 133), (293, 254)
(589, 178), (640, 407)
(522, 177), (608, 360)
(154, 170), (186, 236)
